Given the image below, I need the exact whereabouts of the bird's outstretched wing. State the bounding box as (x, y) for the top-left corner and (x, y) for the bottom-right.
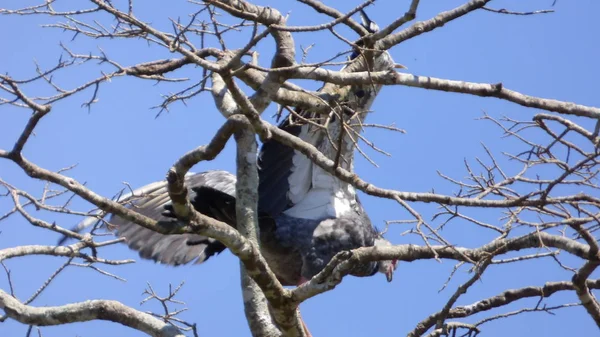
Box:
(73, 170), (238, 266)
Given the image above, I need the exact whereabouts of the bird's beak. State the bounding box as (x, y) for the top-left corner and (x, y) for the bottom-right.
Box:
(386, 259), (398, 282)
(394, 63), (408, 70)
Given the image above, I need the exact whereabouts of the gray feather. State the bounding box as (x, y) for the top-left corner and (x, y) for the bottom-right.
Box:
(105, 171), (236, 266)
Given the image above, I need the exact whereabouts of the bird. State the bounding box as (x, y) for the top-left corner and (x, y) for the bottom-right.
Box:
(69, 10), (398, 287)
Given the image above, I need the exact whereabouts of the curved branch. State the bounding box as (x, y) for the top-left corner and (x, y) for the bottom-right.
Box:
(0, 290), (184, 337)
(283, 69), (600, 119)
(572, 261), (600, 327)
(270, 0), (374, 33)
(257, 119), (600, 207)
(292, 231), (593, 302)
(2, 116), (293, 322)
(206, 0), (296, 113)
(377, 0), (491, 50)
(534, 113), (600, 144)
(297, 0), (369, 36)
(410, 279), (600, 336)
(0, 241), (131, 265)
(370, 0), (420, 40)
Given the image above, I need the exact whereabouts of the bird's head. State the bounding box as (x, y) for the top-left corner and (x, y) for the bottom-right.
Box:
(373, 237), (398, 282)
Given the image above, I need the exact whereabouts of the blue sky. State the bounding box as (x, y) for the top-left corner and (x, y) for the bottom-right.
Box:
(1, 0), (599, 336)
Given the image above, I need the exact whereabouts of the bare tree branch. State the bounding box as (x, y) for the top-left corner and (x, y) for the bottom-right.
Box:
(1, 1), (599, 336)
(0, 290), (185, 337)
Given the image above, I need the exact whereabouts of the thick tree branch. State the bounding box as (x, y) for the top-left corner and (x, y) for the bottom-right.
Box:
(206, 0), (296, 113)
(292, 231), (594, 302)
(411, 279), (600, 336)
(455, 279), (599, 317)
(48, 38), (598, 123)
(283, 69), (600, 119)
(256, 119), (600, 207)
(0, 290), (184, 337)
(210, 70), (303, 336)
(572, 261), (600, 327)
(235, 127), (283, 337)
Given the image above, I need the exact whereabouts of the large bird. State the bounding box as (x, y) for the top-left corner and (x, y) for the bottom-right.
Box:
(71, 10), (398, 286)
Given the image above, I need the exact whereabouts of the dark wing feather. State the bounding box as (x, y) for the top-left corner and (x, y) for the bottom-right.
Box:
(108, 170), (236, 266)
(257, 117), (303, 216)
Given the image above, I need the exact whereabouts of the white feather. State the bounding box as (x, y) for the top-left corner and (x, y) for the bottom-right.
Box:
(285, 50), (395, 220)
(284, 189), (333, 219)
(284, 133), (357, 220)
(313, 219), (351, 241)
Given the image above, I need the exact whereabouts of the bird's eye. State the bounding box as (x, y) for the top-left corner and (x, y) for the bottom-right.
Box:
(355, 89), (365, 98)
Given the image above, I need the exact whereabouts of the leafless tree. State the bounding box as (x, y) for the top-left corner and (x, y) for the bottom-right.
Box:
(1, 1), (598, 336)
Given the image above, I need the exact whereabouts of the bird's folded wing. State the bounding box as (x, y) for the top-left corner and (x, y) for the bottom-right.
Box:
(258, 116), (304, 216)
